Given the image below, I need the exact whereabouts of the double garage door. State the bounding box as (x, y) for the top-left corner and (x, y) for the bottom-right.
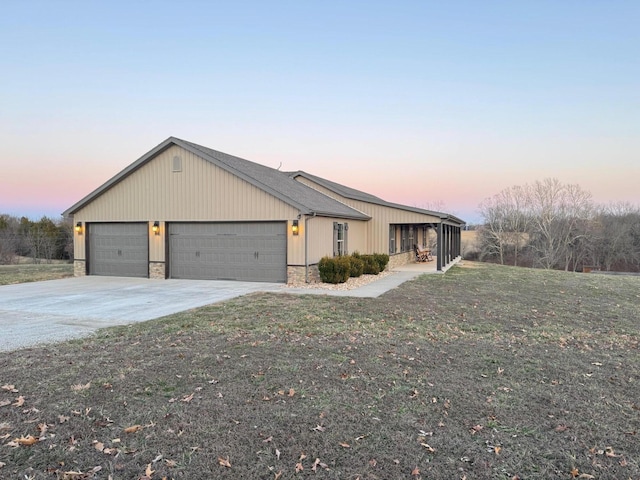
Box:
(169, 222), (286, 282)
(88, 222), (286, 282)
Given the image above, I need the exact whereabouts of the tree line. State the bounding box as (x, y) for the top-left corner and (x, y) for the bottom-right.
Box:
(477, 178), (640, 272)
(0, 214), (73, 264)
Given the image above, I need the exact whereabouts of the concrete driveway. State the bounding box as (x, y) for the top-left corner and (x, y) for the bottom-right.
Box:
(0, 276), (283, 352)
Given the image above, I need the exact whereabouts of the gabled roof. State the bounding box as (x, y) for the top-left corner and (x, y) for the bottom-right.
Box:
(290, 171), (465, 225)
(63, 137), (370, 220)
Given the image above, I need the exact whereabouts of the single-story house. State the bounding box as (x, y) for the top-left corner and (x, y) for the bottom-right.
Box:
(63, 137), (464, 284)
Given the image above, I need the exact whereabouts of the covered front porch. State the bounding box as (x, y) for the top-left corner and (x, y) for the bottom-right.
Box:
(389, 220), (463, 272)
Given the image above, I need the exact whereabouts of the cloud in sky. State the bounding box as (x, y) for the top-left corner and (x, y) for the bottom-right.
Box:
(1, 1), (638, 223)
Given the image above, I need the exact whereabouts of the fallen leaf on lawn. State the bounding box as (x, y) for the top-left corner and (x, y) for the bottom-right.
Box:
(494, 446), (501, 455)
(15, 435), (38, 446)
(0, 400), (11, 408)
(165, 459), (177, 468)
(571, 467), (579, 478)
(124, 425), (143, 434)
(299, 453), (307, 461)
(470, 424), (483, 434)
(218, 456), (231, 468)
(420, 442), (435, 452)
(313, 424), (325, 432)
(263, 436), (273, 443)
(288, 388), (295, 397)
(312, 458), (321, 472)
(0, 461), (5, 468)
(145, 464), (154, 476)
(12, 396), (25, 407)
(339, 442), (350, 448)
(411, 466), (420, 476)
(275, 448), (281, 460)
(63, 470), (85, 478)
(274, 470), (282, 480)
(578, 474), (595, 479)
(71, 383), (91, 391)
(605, 446), (619, 457)
(181, 393), (194, 403)
(152, 454), (163, 463)
(1, 384), (18, 392)
(94, 441), (105, 452)
(369, 458), (377, 467)
(295, 462), (303, 472)
(555, 424), (570, 432)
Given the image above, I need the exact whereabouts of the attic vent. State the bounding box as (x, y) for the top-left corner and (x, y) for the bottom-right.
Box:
(172, 156), (182, 172)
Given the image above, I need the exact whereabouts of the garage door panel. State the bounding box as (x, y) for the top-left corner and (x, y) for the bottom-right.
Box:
(169, 222), (286, 282)
(89, 223), (148, 278)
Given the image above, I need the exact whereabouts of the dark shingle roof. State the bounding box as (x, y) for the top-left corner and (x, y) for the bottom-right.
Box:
(290, 171), (465, 225)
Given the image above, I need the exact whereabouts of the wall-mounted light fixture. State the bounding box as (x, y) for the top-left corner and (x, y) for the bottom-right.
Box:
(152, 221), (160, 235)
(292, 219), (299, 236)
(75, 222), (82, 235)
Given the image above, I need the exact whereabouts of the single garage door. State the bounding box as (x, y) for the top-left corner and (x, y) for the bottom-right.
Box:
(88, 223), (149, 278)
(169, 222), (287, 282)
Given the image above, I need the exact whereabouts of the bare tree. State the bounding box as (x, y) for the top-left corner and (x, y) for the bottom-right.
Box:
(525, 179), (593, 270)
(478, 185), (532, 265)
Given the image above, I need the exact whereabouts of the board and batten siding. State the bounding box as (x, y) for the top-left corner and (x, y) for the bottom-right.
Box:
(73, 145), (300, 262)
(295, 177), (440, 254)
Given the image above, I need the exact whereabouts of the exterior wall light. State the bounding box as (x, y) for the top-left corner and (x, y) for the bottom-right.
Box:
(292, 219), (299, 236)
(75, 222), (82, 235)
(152, 221), (160, 235)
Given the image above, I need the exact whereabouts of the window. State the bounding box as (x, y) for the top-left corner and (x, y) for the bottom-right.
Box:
(400, 226), (408, 252)
(389, 225), (396, 254)
(333, 222), (348, 256)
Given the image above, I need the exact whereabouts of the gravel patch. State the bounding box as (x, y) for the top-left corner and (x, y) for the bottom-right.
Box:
(285, 270), (396, 291)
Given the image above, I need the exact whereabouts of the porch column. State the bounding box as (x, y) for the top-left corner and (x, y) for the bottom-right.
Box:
(436, 223), (443, 271)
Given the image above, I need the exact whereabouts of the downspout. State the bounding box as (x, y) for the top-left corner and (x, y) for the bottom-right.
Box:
(304, 212), (316, 283)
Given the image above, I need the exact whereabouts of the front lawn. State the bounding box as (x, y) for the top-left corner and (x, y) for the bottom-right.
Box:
(0, 263), (638, 479)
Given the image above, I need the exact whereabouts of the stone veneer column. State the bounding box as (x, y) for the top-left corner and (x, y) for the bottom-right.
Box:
(73, 260), (86, 277)
(287, 265), (321, 285)
(149, 262), (166, 279)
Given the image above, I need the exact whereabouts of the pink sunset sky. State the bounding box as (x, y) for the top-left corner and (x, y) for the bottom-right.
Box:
(1, 2), (638, 224)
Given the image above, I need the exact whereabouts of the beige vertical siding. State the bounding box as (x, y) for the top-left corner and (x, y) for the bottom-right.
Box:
(303, 216), (368, 264)
(149, 221), (164, 262)
(287, 219), (305, 265)
(295, 177), (440, 254)
(73, 146), (300, 221)
(72, 146), (301, 262)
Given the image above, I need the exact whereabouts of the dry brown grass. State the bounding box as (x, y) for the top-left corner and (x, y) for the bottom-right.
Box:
(1, 263), (638, 479)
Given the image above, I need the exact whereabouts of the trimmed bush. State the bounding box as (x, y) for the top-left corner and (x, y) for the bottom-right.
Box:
(351, 251), (387, 275)
(349, 256), (364, 277)
(318, 256), (351, 284)
(373, 253), (389, 272)
(361, 256), (380, 275)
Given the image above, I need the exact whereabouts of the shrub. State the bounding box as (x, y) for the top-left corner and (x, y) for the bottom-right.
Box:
(373, 253), (389, 272)
(349, 256), (364, 277)
(362, 256), (380, 275)
(318, 256), (351, 284)
(351, 252), (387, 275)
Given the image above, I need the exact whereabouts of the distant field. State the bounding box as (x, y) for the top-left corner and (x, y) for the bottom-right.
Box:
(0, 263), (73, 285)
